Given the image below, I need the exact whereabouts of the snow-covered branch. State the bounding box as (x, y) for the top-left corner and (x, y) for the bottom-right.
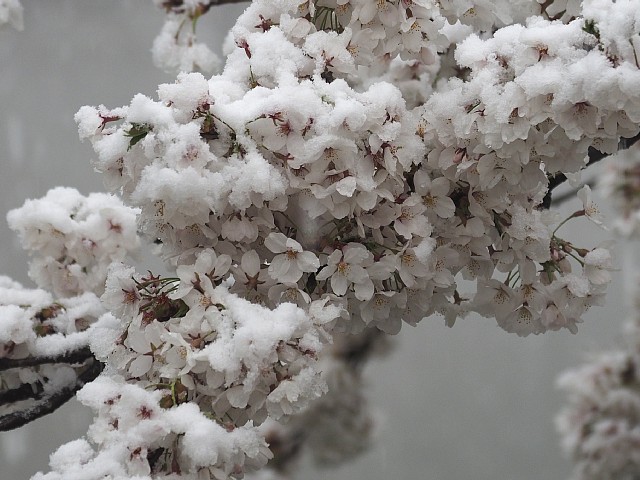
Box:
(0, 357), (102, 432)
(0, 347), (94, 371)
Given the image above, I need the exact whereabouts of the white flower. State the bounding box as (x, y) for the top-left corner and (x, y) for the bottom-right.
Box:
(577, 185), (606, 227)
(265, 233), (319, 284)
(102, 263), (141, 319)
(316, 243), (374, 301)
(413, 171), (456, 218)
(152, 15), (220, 74)
(232, 250), (274, 297)
(0, 0), (23, 31)
(497, 305), (544, 337)
(397, 245), (432, 288)
(474, 280), (520, 320)
(172, 249), (232, 301)
(583, 247), (614, 285)
(268, 283), (311, 307)
(359, 291), (407, 333)
(124, 321), (164, 378)
(393, 195), (432, 239)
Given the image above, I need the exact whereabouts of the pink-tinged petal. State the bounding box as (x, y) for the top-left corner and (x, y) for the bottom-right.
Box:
(264, 232), (288, 253)
(331, 274), (349, 296)
(354, 279), (374, 301)
(241, 250), (261, 276)
(335, 176), (357, 197)
(436, 197), (456, 218)
(413, 169), (431, 193)
(279, 263), (303, 284)
(394, 219), (413, 239)
(359, 3), (377, 24)
(268, 256), (291, 280)
(431, 177), (451, 196)
(399, 268), (416, 288)
(129, 355), (153, 377)
(195, 249), (216, 271)
(410, 216), (433, 237)
(316, 264), (337, 281)
(343, 244), (369, 263)
(285, 237), (304, 252)
(356, 191), (377, 210)
(347, 264), (368, 283)
(227, 385), (251, 408)
(213, 254), (232, 276)
(127, 329), (151, 354)
(586, 268), (611, 285)
(297, 251), (320, 272)
(326, 249), (343, 266)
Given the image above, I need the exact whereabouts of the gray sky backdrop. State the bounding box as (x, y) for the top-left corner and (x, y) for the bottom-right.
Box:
(0, 2), (633, 479)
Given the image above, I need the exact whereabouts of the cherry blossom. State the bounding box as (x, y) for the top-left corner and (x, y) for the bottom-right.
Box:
(264, 233), (320, 284)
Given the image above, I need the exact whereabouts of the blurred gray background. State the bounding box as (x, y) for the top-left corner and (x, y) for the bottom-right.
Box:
(0, 1), (632, 479)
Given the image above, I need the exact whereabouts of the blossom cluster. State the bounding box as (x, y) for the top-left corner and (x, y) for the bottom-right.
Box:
(76, 64), (430, 335)
(252, 328), (388, 477)
(152, 0), (221, 74)
(75, 0), (634, 343)
(33, 375), (272, 480)
(97, 263), (336, 424)
(0, 0), (22, 31)
(600, 143), (640, 237)
(556, 296), (640, 480)
(0, 276), (103, 418)
(3, 0), (640, 478)
(1, 183), (342, 477)
(7, 187), (141, 298)
(418, 1), (640, 333)
(36, 265), (340, 479)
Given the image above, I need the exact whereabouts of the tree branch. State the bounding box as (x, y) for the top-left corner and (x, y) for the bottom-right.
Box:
(205, 0), (249, 5)
(160, 0), (249, 13)
(0, 347), (94, 372)
(0, 358), (103, 431)
(333, 328), (389, 371)
(0, 383), (43, 404)
(542, 132), (640, 209)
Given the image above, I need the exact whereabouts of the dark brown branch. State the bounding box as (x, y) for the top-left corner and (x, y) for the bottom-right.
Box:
(548, 178), (596, 206)
(0, 347), (94, 372)
(161, 0), (248, 13)
(0, 358), (103, 431)
(542, 132), (640, 209)
(0, 383), (43, 404)
(333, 328), (391, 371)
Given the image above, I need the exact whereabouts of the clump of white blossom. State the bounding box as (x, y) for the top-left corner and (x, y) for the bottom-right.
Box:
(0, 276), (103, 420)
(152, 0), (221, 74)
(32, 376), (273, 480)
(0, 0), (22, 30)
(600, 144), (640, 237)
(75, 0), (638, 341)
(1, 0), (640, 478)
(7, 187), (141, 298)
(557, 292), (640, 480)
(255, 329), (388, 477)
